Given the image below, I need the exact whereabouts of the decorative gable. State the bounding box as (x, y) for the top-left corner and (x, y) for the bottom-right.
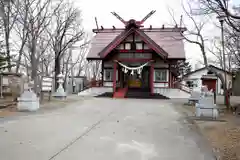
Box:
(116, 33), (147, 50)
(103, 29), (168, 59)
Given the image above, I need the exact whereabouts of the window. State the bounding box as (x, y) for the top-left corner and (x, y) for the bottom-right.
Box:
(104, 69), (113, 81)
(143, 43), (149, 49)
(186, 81), (194, 88)
(136, 43), (143, 50)
(154, 70), (167, 82)
(125, 43), (131, 50)
(186, 80), (198, 87)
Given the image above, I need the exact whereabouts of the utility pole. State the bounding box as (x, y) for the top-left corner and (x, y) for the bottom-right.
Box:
(217, 13), (229, 107)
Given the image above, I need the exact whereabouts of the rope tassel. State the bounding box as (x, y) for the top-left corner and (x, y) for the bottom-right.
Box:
(124, 68), (128, 73)
(131, 70), (134, 75)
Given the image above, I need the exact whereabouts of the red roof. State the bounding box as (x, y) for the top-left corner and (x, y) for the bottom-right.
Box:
(87, 27), (186, 60)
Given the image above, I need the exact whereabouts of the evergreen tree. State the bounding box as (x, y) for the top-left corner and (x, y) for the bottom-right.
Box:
(172, 60), (192, 77)
(0, 40), (8, 71)
(178, 61), (192, 76)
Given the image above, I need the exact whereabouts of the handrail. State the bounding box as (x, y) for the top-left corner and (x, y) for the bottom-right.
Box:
(173, 80), (192, 93)
(80, 80), (103, 92)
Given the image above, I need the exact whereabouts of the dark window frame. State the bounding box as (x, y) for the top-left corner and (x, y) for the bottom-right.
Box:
(154, 69), (168, 82)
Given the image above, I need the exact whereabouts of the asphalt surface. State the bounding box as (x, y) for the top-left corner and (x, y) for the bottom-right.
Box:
(0, 98), (215, 160)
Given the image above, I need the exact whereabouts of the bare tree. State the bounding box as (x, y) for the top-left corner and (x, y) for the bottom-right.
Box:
(46, 1), (87, 90)
(75, 44), (88, 76)
(224, 26), (240, 68)
(0, 0), (20, 71)
(11, 0), (60, 93)
(169, 0), (231, 108)
(169, 1), (209, 66)
(13, 0), (30, 73)
(208, 38), (224, 68)
(197, 0), (240, 32)
(90, 60), (102, 80)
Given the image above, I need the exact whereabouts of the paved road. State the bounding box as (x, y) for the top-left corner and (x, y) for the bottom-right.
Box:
(0, 98), (215, 160)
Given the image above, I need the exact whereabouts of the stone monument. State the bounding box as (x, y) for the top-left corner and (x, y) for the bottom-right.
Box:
(53, 73), (66, 99)
(195, 86), (219, 119)
(17, 80), (40, 111)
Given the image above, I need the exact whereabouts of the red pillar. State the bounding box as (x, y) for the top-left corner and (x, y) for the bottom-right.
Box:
(150, 63), (154, 94)
(113, 62), (117, 93)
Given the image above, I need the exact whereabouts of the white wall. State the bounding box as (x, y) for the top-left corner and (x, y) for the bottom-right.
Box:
(153, 83), (169, 88)
(182, 68), (232, 95)
(103, 82), (113, 87)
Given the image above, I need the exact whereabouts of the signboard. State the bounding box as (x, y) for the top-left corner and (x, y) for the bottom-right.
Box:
(42, 77), (53, 91)
(2, 77), (9, 85)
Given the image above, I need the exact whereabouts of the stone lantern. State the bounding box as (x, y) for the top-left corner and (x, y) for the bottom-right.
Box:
(53, 73), (67, 99)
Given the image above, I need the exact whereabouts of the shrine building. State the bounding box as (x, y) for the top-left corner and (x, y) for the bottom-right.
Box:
(86, 11), (187, 98)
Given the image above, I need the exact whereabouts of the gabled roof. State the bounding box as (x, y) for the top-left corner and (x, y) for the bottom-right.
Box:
(183, 65), (233, 78)
(99, 28), (168, 59)
(100, 28), (135, 58)
(86, 31), (120, 60)
(145, 31), (185, 59)
(135, 29), (168, 58)
(87, 27), (186, 60)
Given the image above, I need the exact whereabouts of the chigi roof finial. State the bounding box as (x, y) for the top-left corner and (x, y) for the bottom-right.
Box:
(110, 10), (156, 28)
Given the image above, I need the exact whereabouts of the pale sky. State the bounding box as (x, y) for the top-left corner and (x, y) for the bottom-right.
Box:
(74, 0), (227, 69)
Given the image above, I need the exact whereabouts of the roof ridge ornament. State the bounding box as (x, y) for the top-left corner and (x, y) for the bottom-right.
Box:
(110, 10), (156, 28)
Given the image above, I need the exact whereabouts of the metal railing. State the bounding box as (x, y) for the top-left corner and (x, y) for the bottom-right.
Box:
(173, 80), (192, 93)
(79, 80), (103, 92)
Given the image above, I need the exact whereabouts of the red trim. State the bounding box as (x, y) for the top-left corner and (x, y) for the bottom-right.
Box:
(102, 28), (135, 58)
(113, 62), (117, 92)
(118, 49), (153, 53)
(135, 29), (168, 58)
(101, 27), (168, 59)
(117, 58), (152, 62)
(150, 63), (154, 94)
(92, 27), (187, 33)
